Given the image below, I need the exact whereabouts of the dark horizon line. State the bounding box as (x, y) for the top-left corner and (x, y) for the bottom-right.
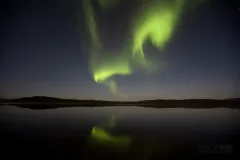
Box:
(1, 96), (239, 109)
(1, 96), (239, 102)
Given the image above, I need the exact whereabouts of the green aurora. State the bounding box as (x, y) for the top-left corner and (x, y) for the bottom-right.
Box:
(89, 114), (132, 151)
(82, 0), (210, 96)
(83, 0), (188, 96)
(90, 126), (131, 149)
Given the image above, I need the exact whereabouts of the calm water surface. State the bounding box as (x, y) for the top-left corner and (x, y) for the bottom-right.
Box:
(0, 105), (239, 137)
(1, 105), (239, 159)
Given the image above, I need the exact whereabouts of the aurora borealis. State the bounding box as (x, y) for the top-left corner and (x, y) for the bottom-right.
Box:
(84, 0), (186, 95)
(1, 0), (239, 100)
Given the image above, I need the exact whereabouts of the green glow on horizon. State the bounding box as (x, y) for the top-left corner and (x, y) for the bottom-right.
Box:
(92, 55), (132, 94)
(82, 0), (204, 95)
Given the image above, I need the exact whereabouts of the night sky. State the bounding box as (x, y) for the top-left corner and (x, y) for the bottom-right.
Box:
(1, 0), (239, 100)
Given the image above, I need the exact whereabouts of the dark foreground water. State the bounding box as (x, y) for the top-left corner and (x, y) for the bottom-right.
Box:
(0, 105), (239, 159)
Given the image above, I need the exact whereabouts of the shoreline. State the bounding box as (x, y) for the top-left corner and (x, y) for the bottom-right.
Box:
(1, 102), (239, 109)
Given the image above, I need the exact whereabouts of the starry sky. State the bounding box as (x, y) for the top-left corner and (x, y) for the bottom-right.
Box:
(0, 0), (239, 100)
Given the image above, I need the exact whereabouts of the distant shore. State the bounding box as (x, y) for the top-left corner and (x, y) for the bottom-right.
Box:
(0, 96), (239, 109)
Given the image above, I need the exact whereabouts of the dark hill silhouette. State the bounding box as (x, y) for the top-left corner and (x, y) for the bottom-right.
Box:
(0, 96), (239, 109)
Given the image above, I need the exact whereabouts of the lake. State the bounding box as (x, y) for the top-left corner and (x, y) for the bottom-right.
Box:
(0, 105), (239, 159)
